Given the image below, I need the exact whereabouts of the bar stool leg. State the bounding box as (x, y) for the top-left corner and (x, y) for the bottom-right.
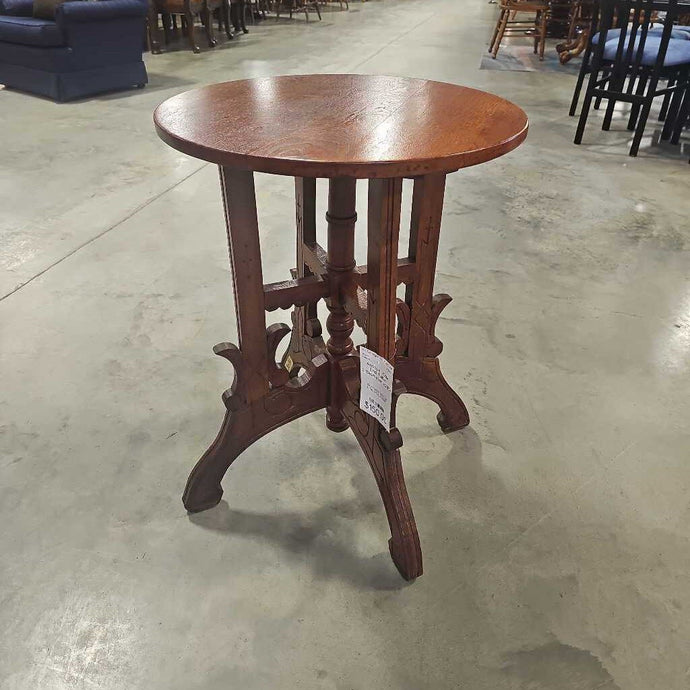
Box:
(395, 174), (470, 433)
(183, 167), (328, 512)
(338, 178), (422, 581)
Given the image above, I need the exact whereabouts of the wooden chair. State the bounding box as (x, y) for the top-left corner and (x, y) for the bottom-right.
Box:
(275, 0), (321, 21)
(153, 0), (217, 52)
(489, 0), (550, 60)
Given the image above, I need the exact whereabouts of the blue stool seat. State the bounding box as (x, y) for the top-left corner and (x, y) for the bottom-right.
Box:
(592, 25), (690, 45)
(602, 35), (690, 67)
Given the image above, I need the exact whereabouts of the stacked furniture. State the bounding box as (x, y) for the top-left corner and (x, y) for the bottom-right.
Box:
(149, 0), (338, 53)
(570, 0), (690, 156)
(0, 0), (148, 100)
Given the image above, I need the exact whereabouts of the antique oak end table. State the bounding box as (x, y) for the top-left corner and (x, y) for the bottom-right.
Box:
(154, 75), (527, 581)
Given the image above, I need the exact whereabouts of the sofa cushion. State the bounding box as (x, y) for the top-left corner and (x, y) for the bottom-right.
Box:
(0, 15), (65, 46)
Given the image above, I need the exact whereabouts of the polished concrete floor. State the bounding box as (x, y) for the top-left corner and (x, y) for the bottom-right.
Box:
(2, 1), (690, 688)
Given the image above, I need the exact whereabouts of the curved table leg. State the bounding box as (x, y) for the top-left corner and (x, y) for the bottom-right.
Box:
(183, 348), (329, 512)
(395, 355), (469, 432)
(396, 173), (470, 432)
(339, 358), (422, 580)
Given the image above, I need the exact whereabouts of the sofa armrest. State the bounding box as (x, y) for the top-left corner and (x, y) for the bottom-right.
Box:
(56, 0), (148, 23)
(0, 0), (34, 16)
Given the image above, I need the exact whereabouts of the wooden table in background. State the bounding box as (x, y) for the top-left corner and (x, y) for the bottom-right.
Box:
(154, 74), (528, 580)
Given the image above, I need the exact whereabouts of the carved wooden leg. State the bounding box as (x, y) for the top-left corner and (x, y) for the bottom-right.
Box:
(324, 177), (357, 432)
(349, 177), (422, 580)
(182, 168), (329, 512)
(183, 346), (329, 511)
(282, 177), (326, 376)
(339, 358), (422, 580)
(395, 174), (470, 433)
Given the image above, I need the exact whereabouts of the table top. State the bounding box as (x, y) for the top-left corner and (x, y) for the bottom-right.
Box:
(154, 74), (528, 178)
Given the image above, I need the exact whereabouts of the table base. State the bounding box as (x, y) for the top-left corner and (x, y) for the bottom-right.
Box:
(182, 169), (470, 581)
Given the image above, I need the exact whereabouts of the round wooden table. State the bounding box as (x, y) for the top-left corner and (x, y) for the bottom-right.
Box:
(154, 74), (528, 581)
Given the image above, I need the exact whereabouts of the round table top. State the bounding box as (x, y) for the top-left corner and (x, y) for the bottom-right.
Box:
(154, 74), (528, 178)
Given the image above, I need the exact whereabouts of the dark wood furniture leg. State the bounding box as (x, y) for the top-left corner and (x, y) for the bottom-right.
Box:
(184, 1), (201, 52)
(338, 177), (422, 581)
(395, 174), (470, 433)
(282, 177), (326, 377)
(230, 0), (248, 33)
(147, 1), (162, 53)
(182, 167), (329, 512)
(202, 0), (217, 46)
(221, 0), (233, 38)
(323, 178), (357, 433)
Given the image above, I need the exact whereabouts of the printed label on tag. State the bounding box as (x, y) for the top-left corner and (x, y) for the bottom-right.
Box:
(284, 355), (293, 373)
(359, 347), (394, 431)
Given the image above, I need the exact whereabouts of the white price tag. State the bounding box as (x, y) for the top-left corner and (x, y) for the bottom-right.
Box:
(359, 347), (394, 431)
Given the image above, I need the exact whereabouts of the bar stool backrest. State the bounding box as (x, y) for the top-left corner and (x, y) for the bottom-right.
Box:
(590, 0), (680, 77)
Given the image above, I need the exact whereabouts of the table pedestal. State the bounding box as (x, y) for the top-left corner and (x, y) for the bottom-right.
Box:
(182, 169), (470, 581)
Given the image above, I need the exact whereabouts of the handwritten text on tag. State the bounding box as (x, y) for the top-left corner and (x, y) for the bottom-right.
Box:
(359, 347), (394, 431)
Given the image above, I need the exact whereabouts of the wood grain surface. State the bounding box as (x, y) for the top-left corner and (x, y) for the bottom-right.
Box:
(154, 74), (528, 177)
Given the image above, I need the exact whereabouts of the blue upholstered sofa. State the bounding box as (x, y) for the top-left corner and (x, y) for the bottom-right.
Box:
(0, 0), (148, 101)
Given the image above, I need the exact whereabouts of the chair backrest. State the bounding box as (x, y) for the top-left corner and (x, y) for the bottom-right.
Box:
(588, 0), (682, 76)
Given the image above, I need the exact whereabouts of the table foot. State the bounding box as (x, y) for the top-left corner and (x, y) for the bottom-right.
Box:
(339, 357), (423, 580)
(395, 356), (470, 433)
(395, 289), (470, 432)
(326, 407), (349, 432)
(183, 343), (329, 513)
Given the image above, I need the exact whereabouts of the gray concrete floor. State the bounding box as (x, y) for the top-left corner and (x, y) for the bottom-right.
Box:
(1, 1), (689, 688)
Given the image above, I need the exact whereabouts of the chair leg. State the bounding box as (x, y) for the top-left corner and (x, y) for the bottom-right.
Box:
(239, 0), (248, 31)
(202, 2), (217, 46)
(670, 84), (690, 145)
(489, 8), (505, 54)
(184, 4), (200, 52)
(492, 8), (510, 59)
(629, 77), (660, 156)
(222, 0), (233, 37)
(574, 68), (600, 144)
(602, 72), (625, 130)
(539, 10), (548, 60)
(627, 73), (648, 131)
(162, 11), (171, 43)
(661, 81), (686, 140)
(148, 9), (162, 53)
(594, 68), (608, 110)
(659, 74), (676, 122)
(569, 54), (590, 116)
